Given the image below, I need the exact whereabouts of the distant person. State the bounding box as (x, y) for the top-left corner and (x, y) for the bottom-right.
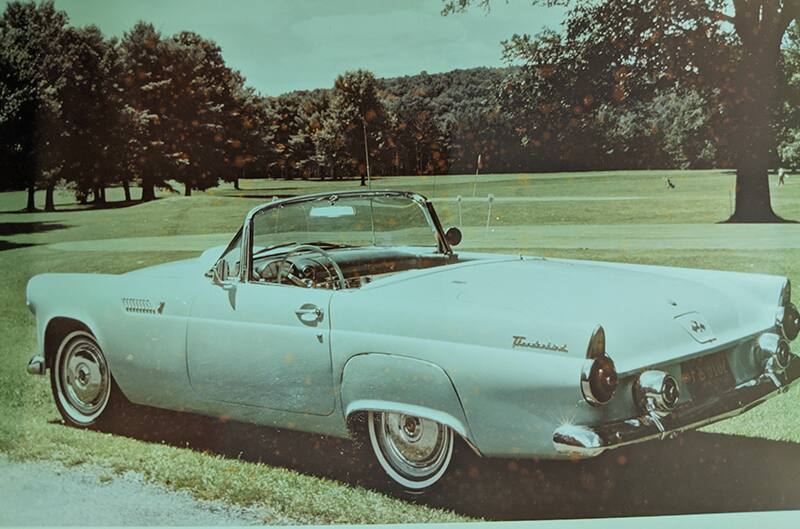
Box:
(778, 167), (786, 187)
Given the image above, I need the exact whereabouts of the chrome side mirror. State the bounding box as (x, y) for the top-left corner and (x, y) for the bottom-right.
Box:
(445, 227), (462, 247)
(211, 259), (229, 285)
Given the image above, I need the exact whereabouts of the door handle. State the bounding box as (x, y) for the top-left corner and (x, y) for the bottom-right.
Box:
(295, 304), (324, 324)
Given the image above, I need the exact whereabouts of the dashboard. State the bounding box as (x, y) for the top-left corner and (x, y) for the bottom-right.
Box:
(253, 247), (457, 289)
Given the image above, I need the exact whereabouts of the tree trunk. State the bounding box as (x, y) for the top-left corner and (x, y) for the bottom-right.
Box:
(184, 184), (192, 196)
(94, 186), (105, 205)
(141, 175), (155, 202)
(100, 186), (106, 203)
(234, 176), (240, 190)
(26, 185), (36, 212)
(122, 179), (131, 202)
(44, 184), (55, 212)
(727, 28), (784, 222)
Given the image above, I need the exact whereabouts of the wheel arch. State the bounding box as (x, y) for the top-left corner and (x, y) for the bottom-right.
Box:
(340, 353), (481, 455)
(43, 317), (97, 369)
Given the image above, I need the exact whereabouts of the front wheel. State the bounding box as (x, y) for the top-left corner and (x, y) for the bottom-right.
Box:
(367, 411), (454, 491)
(50, 330), (121, 428)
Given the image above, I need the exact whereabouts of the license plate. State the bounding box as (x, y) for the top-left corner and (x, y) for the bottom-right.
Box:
(681, 351), (735, 402)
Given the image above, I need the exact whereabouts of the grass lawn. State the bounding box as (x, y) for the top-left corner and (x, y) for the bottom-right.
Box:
(2, 168), (800, 522)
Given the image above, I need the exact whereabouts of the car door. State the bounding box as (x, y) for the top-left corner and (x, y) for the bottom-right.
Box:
(186, 277), (335, 416)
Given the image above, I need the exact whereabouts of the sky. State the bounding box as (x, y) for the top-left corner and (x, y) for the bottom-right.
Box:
(34, 0), (565, 96)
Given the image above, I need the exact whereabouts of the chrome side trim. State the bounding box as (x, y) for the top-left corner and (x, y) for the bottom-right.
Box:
(553, 360), (800, 458)
(121, 297), (165, 315)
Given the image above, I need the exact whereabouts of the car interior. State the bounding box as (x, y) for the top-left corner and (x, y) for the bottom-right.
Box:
(252, 246), (460, 289)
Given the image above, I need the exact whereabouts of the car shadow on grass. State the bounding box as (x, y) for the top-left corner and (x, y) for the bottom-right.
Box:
(0, 221), (70, 236)
(92, 406), (800, 521)
(0, 240), (37, 252)
(0, 221), (71, 252)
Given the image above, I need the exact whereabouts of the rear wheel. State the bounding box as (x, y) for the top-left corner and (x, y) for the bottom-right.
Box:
(367, 411), (454, 491)
(50, 330), (120, 428)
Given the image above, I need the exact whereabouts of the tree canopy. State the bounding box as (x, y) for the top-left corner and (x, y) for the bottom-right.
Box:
(4, 0), (800, 219)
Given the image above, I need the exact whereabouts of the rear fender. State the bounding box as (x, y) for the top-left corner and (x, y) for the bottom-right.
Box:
(340, 353), (478, 451)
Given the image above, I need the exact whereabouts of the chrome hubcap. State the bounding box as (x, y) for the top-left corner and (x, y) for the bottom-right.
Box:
(57, 335), (110, 421)
(375, 412), (451, 481)
(401, 416), (422, 441)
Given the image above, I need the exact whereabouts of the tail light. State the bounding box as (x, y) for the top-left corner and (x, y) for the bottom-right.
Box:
(776, 303), (800, 342)
(756, 332), (791, 372)
(581, 326), (618, 406)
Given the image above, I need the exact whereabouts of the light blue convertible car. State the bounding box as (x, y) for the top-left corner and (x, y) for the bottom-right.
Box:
(26, 190), (800, 490)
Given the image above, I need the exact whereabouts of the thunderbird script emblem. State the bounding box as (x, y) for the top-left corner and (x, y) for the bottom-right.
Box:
(512, 336), (568, 353)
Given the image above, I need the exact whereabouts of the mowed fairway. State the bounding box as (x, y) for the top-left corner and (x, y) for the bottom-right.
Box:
(2, 169), (800, 522)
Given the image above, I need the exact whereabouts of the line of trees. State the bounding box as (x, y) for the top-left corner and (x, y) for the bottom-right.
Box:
(0, 1), (261, 210)
(4, 1), (800, 218)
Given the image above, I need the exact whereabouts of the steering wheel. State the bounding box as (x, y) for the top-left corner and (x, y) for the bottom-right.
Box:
(275, 244), (347, 290)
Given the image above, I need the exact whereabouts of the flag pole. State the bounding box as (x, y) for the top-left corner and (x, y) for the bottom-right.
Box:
(362, 119), (371, 189)
(472, 153), (481, 197)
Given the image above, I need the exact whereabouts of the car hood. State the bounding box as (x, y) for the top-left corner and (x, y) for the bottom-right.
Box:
(124, 245), (226, 279)
(362, 256), (784, 373)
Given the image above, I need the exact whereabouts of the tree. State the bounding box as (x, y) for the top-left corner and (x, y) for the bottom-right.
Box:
(779, 24), (800, 169)
(118, 22), (174, 202)
(290, 90), (329, 179)
(0, 0), (70, 211)
(165, 31), (244, 196)
(326, 70), (390, 185)
(227, 87), (273, 187)
(313, 112), (346, 180)
(387, 83), (447, 175)
(446, 0), (800, 222)
(57, 25), (125, 206)
(597, 88), (718, 169)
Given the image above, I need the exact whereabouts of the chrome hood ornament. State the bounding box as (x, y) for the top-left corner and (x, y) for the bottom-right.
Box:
(675, 312), (716, 344)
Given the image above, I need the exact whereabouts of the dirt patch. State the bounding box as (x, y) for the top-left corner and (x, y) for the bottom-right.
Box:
(0, 454), (290, 526)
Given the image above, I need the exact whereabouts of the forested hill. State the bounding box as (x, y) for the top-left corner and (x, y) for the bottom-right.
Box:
(283, 67), (511, 110)
(268, 67), (519, 177)
(379, 67), (511, 114)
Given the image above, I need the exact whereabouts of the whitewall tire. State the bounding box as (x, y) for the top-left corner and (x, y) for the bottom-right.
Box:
(367, 411), (454, 491)
(50, 330), (115, 427)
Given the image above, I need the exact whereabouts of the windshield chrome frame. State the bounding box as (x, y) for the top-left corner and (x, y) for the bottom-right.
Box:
(238, 190), (451, 282)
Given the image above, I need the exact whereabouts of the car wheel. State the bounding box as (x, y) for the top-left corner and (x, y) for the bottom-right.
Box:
(51, 330), (119, 428)
(367, 411), (454, 491)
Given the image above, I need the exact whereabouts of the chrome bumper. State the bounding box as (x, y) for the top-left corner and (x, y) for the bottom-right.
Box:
(26, 355), (45, 376)
(553, 361), (800, 458)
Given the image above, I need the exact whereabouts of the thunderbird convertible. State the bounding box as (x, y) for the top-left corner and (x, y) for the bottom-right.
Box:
(25, 190), (800, 490)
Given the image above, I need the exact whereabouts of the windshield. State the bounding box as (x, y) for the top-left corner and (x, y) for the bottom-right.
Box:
(250, 194), (440, 252)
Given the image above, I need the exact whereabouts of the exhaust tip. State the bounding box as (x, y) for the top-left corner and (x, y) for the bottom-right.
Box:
(26, 355), (45, 376)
